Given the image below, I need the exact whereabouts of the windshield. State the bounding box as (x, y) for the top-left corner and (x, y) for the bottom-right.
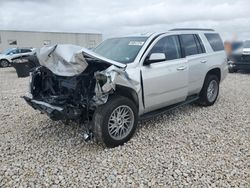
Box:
(2, 48), (15, 55)
(243, 41), (250, 48)
(93, 37), (148, 64)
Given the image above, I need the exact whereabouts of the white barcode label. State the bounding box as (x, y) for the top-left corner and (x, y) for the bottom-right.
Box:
(128, 41), (145, 46)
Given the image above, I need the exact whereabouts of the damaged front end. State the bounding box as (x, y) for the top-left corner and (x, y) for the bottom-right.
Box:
(24, 65), (99, 121)
(23, 44), (127, 122)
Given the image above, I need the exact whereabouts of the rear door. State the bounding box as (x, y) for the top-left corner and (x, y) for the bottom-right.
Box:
(20, 49), (32, 56)
(141, 35), (188, 113)
(179, 34), (207, 95)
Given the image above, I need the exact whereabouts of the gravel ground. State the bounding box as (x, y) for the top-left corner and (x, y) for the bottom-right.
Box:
(0, 67), (249, 187)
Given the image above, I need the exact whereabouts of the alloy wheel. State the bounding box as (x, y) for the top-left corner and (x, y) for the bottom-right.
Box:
(0, 60), (9, 68)
(108, 105), (135, 140)
(207, 80), (218, 103)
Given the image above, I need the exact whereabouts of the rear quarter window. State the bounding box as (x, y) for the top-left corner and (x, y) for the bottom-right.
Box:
(21, 49), (32, 53)
(204, 33), (224, 52)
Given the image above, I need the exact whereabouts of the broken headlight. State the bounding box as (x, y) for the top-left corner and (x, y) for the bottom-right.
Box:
(95, 73), (107, 86)
(95, 72), (114, 94)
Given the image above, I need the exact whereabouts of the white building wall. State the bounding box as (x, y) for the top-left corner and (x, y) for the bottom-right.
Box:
(0, 30), (102, 51)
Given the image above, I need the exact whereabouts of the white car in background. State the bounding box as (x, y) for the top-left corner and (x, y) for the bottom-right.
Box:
(0, 48), (35, 67)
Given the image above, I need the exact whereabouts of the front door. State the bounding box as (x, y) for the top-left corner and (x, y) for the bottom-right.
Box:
(141, 35), (188, 113)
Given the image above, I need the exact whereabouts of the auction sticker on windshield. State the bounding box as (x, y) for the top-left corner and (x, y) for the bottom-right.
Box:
(128, 41), (145, 46)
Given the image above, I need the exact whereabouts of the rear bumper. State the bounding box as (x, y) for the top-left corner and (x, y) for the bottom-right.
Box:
(229, 62), (250, 70)
(229, 54), (250, 70)
(23, 96), (81, 120)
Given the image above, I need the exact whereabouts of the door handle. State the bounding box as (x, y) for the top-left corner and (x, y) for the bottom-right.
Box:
(177, 66), (187, 71)
(201, 60), (207, 63)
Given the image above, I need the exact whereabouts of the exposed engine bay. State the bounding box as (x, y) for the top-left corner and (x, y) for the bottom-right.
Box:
(27, 64), (108, 121)
(23, 44), (137, 123)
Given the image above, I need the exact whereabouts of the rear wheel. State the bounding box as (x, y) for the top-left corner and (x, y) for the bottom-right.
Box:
(0, 59), (9, 68)
(198, 74), (220, 106)
(93, 95), (138, 148)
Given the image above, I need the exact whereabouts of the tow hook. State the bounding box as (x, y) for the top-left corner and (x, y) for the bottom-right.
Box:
(82, 119), (93, 142)
(83, 130), (93, 142)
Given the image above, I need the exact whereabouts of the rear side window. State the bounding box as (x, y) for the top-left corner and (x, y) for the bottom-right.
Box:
(204, 33), (224, 51)
(21, 49), (32, 53)
(180, 34), (205, 56)
(149, 35), (182, 61)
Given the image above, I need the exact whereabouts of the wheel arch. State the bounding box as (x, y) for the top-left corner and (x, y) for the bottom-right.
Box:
(0, 59), (11, 67)
(0, 58), (10, 63)
(199, 67), (221, 95)
(114, 85), (139, 108)
(206, 67), (221, 82)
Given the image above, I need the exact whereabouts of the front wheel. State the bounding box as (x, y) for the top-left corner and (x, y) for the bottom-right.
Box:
(198, 74), (220, 106)
(93, 95), (138, 148)
(0, 60), (9, 68)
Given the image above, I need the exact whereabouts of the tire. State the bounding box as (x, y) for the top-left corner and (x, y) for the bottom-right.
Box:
(228, 67), (236, 73)
(198, 74), (220, 106)
(93, 95), (138, 148)
(0, 59), (9, 68)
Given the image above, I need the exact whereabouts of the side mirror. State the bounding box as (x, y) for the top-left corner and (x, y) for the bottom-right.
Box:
(144, 53), (166, 65)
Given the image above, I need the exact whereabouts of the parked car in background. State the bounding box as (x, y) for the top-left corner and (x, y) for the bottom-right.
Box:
(228, 40), (250, 73)
(24, 29), (227, 147)
(0, 48), (35, 68)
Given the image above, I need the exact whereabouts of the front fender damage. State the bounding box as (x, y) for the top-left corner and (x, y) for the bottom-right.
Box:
(92, 65), (140, 106)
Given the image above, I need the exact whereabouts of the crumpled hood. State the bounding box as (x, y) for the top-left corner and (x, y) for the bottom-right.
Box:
(37, 44), (126, 77)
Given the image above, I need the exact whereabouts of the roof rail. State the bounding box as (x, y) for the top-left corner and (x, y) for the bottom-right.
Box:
(170, 28), (215, 31)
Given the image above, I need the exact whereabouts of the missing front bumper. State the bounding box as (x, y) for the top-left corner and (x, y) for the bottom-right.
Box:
(23, 96), (82, 121)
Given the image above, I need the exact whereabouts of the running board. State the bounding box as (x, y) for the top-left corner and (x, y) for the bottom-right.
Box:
(139, 95), (199, 121)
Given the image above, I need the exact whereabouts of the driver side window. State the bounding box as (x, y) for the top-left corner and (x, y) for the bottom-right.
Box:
(8, 49), (19, 55)
(149, 35), (182, 61)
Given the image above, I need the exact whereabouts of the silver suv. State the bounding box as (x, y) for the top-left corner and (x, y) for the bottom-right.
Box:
(24, 28), (227, 147)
